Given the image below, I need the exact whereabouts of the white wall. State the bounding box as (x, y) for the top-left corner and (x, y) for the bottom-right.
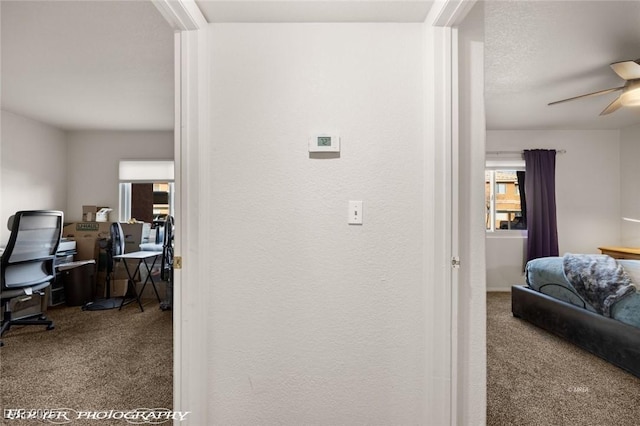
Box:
(207, 23), (427, 424)
(65, 130), (173, 222)
(620, 123), (640, 246)
(0, 118), (173, 239)
(486, 130), (621, 290)
(1, 110), (67, 242)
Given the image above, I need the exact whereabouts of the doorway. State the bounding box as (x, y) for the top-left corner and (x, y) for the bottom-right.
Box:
(0, 0), (179, 417)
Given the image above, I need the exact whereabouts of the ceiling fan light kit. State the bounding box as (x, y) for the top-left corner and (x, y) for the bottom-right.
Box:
(549, 59), (640, 114)
(620, 81), (640, 107)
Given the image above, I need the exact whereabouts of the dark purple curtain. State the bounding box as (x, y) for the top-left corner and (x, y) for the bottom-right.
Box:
(524, 149), (558, 262)
(516, 171), (527, 228)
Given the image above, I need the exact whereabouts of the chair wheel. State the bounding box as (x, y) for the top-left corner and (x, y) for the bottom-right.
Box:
(47, 324), (55, 330)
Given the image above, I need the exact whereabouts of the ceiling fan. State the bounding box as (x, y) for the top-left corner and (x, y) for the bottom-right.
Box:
(548, 59), (640, 115)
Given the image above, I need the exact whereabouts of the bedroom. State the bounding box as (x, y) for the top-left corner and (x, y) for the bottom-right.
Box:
(484, 2), (640, 290)
(481, 1), (640, 423)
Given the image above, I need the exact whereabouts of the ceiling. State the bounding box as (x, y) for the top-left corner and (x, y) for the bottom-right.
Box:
(194, 1), (434, 23)
(0, 0), (175, 131)
(2, 1), (640, 132)
(485, 0), (640, 131)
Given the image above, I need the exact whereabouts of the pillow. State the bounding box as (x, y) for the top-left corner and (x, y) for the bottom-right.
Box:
(617, 259), (640, 287)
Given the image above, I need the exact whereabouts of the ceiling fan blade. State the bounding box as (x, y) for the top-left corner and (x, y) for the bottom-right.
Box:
(610, 60), (640, 80)
(600, 96), (623, 115)
(548, 86), (624, 106)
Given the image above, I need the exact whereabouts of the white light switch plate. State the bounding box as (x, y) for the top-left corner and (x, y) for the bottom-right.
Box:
(348, 201), (363, 225)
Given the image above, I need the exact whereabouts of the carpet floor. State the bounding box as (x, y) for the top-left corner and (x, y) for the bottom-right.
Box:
(6, 292), (638, 425)
(487, 291), (640, 425)
(0, 301), (172, 425)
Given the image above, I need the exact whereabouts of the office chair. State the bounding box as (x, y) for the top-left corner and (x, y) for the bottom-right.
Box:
(82, 222), (125, 311)
(159, 215), (174, 311)
(0, 210), (63, 346)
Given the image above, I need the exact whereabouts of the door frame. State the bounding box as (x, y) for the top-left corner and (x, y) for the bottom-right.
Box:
(426, 1), (478, 424)
(152, 1), (209, 423)
(154, 0), (480, 423)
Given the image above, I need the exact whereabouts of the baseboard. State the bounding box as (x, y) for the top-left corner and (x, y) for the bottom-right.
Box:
(486, 287), (511, 292)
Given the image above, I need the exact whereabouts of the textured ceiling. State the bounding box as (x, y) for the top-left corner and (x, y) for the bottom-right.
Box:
(485, 1), (640, 130)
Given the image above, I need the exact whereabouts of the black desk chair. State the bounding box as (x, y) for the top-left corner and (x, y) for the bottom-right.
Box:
(0, 210), (63, 346)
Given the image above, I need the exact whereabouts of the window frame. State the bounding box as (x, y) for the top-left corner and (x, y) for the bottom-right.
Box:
(118, 160), (175, 222)
(485, 159), (527, 235)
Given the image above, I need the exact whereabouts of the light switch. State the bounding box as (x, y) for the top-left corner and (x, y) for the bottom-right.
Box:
(348, 201), (363, 225)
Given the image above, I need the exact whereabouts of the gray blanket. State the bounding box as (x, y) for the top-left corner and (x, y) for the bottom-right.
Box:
(563, 253), (636, 317)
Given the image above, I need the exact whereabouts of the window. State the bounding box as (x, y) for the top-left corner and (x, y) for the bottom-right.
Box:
(485, 162), (526, 232)
(119, 182), (175, 223)
(152, 182), (172, 220)
(118, 161), (174, 223)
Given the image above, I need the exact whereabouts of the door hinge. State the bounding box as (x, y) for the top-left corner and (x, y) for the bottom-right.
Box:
(451, 256), (461, 269)
(174, 256), (183, 269)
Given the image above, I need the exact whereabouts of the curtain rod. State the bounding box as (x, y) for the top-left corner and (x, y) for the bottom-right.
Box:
(486, 149), (567, 156)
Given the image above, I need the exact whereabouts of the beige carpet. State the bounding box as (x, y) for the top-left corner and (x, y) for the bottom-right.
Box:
(487, 292), (640, 425)
(0, 301), (172, 424)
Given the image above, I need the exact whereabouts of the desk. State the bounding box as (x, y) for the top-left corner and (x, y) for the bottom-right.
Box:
(113, 251), (162, 311)
(598, 246), (640, 260)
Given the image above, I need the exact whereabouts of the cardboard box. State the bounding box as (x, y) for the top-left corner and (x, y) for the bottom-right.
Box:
(120, 223), (145, 253)
(96, 270), (128, 298)
(111, 279), (129, 298)
(82, 206), (97, 222)
(73, 237), (100, 263)
(65, 221), (163, 301)
(64, 221), (111, 239)
(63, 222), (111, 263)
(82, 205), (111, 222)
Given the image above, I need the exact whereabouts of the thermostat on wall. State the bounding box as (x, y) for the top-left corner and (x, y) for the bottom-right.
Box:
(309, 134), (340, 153)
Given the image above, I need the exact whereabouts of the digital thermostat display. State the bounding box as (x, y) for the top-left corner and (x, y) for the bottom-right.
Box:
(309, 134), (340, 153)
(317, 136), (332, 147)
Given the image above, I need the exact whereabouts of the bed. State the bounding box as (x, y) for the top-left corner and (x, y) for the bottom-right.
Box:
(512, 254), (640, 378)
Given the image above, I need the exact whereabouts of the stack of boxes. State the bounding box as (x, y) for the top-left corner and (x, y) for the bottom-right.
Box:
(62, 206), (148, 299)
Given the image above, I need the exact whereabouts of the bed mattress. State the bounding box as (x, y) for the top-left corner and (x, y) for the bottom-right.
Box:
(526, 256), (640, 328)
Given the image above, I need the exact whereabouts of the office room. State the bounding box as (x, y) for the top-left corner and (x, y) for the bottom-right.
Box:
(0, 0), (176, 419)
